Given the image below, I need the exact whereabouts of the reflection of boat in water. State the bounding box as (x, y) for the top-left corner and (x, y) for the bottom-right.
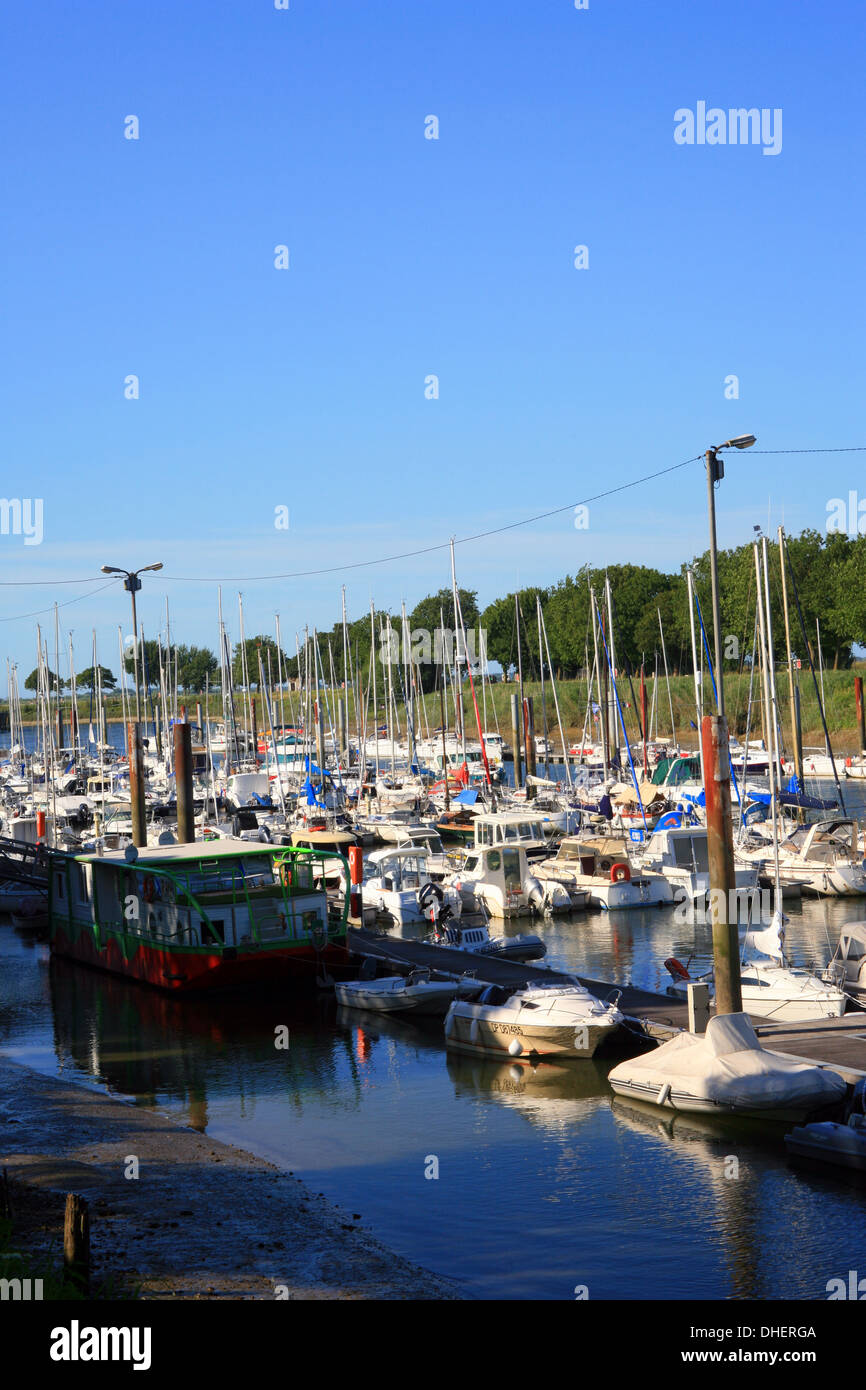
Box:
(46, 955), (367, 1125)
(446, 1054), (610, 1132)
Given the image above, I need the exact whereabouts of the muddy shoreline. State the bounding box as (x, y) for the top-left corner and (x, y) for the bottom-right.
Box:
(0, 1055), (458, 1300)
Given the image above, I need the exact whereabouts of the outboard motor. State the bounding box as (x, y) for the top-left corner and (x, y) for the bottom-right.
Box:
(525, 875), (545, 912)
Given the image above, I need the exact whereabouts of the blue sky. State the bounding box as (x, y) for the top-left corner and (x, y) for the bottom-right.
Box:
(1, 0), (864, 684)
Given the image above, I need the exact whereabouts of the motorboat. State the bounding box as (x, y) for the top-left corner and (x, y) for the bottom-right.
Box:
(533, 835), (673, 910)
(363, 847), (462, 926)
(470, 811), (552, 859)
(426, 914), (547, 962)
(444, 978), (623, 1060)
(607, 1012), (847, 1120)
(448, 841), (584, 917)
(635, 825), (758, 902)
(785, 1080), (866, 1171)
(335, 967), (460, 1016)
(768, 819), (866, 897)
(823, 923), (866, 1004)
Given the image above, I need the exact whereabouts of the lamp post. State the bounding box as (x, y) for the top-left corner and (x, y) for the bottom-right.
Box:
(100, 564), (163, 723)
(705, 435), (756, 716)
(702, 436), (755, 1016)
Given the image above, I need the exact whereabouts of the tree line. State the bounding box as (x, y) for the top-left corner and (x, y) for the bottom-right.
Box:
(20, 529), (866, 695)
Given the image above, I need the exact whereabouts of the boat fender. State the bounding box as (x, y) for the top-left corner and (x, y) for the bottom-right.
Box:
(610, 862), (631, 884)
(469, 1018), (480, 1045)
(508, 1038), (523, 1057)
(655, 1082), (671, 1107)
(664, 957), (691, 981)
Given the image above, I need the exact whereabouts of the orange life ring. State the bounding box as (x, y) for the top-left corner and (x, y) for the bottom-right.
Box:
(610, 862), (631, 884)
(279, 863), (293, 889)
(665, 956), (690, 981)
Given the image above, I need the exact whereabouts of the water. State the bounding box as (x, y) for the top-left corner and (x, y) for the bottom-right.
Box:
(2, 859), (866, 1299)
(2, 751), (865, 1298)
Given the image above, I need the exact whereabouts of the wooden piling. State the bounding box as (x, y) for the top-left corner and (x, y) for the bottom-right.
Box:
(63, 1193), (90, 1294)
(127, 721), (147, 848)
(701, 714), (742, 1015)
(174, 722), (195, 843)
(856, 676), (866, 755)
(510, 693), (522, 789)
(524, 696), (536, 797)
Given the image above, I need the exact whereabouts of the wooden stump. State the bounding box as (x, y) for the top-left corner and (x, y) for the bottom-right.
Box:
(63, 1193), (90, 1294)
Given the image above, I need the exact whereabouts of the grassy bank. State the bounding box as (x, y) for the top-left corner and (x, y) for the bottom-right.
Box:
(2, 668), (863, 750)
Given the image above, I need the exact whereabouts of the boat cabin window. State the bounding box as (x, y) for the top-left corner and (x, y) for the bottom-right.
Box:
(487, 850), (501, 872)
(463, 855), (480, 874)
(502, 848), (521, 891)
(672, 836), (709, 873)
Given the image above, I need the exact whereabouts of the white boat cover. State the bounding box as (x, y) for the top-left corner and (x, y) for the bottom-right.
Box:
(608, 1013), (846, 1113)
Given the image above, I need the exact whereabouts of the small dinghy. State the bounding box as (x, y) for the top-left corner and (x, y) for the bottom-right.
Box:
(427, 914), (547, 963)
(445, 978), (623, 1060)
(335, 967), (460, 1016)
(607, 1012), (847, 1121)
(785, 1079), (866, 1172)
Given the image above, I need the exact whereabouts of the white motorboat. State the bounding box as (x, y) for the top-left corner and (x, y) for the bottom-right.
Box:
(426, 915), (547, 962)
(364, 847), (462, 926)
(607, 1012), (847, 1120)
(335, 968), (460, 1016)
(768, 819), (866, 897)
(533, 835), (673, 910)
(635, 825), (758, 902)
(444, 978), (623, 1060)
(785, 1082), (866, 1171)
(823, 923), (866, 1004)
(449, 841), (584, 917)
(470, 811), (552, 858)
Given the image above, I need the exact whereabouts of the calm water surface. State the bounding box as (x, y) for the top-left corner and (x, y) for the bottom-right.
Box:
(2, 765), (866, 1299)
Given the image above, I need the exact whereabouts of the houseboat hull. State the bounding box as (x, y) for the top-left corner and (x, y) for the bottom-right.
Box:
(51, 920), (350, 992)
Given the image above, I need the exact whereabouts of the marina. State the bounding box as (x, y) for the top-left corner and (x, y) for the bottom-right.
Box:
(3, 6), (866, 1364)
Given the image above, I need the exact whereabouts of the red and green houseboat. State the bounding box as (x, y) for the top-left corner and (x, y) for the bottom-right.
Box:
(47, 840), (351, 991)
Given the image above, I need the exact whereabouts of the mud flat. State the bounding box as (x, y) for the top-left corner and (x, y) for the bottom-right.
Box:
(0, 1055), (458, 1300)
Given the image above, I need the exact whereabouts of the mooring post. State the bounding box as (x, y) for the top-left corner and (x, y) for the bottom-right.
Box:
(174, 721), (195, 843)
(63, 1193), (90, 1295)
(510, 692), (522, 789)
(856, 676), (866, 756)
(525, 696), (536, 798)
(348, 844), (363, 923)
(702, 713), (742, 1014)
(127, 721), (147, 848)
(337, 697), (347, 761)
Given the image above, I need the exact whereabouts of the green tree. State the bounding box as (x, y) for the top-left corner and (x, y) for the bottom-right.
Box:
(24, 667), (64, 692)
(74, 665), (117, 692)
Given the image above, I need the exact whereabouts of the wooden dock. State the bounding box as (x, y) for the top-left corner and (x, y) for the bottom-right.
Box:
(347, 927), (866, 1082)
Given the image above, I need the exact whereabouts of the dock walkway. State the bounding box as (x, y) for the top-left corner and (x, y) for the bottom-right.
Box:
(347, 928), (866, 1082)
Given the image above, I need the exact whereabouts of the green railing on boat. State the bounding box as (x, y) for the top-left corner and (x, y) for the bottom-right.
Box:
(55, 844), (350, 956)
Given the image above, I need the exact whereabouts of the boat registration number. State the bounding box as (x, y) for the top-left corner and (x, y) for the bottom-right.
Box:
(488, 1023), (521, 1035)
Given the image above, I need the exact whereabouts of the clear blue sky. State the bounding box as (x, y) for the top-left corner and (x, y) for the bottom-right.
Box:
(1, 0), (864, 685)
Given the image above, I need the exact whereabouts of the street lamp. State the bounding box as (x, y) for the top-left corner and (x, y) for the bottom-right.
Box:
(101, 563), (163, 723)
(705, 436), (756, 715)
